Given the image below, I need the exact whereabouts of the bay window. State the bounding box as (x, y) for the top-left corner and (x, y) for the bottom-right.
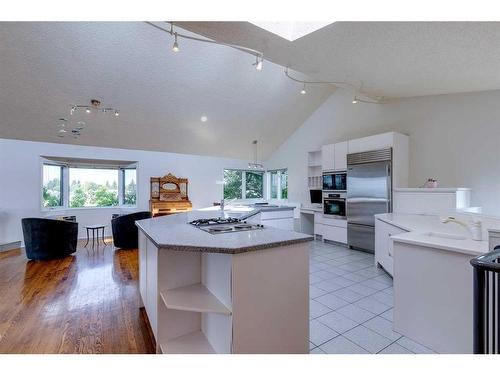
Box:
(41, 159), (137, 209)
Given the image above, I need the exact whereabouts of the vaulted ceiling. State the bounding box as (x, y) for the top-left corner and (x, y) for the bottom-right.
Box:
(0, 22), (333, 160)
(179, 21), (500, 98)
(2, 22), (500, 160)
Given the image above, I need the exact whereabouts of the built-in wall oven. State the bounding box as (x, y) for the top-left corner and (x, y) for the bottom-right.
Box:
(323, 171), (347, 192)
(323, 192), (346, 218)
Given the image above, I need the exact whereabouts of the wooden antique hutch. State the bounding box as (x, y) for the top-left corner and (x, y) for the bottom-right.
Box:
(149, 173), (192, 217)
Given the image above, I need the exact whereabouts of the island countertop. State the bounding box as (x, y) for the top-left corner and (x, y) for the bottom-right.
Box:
(135, 209), (312, 254)
(375, 213), (492, 256)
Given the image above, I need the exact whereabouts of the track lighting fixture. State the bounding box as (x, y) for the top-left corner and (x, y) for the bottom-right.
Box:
(254, 56), (263, 71)
(70, 99), (119, 116)
(146, 22), (264, 71)
(284, 67), (384, 104)
(172, 33), (180, 52)
(57, 99), (119, 139)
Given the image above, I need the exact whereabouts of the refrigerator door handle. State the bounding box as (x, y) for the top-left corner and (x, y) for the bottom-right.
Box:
(386, 163), (392, 213)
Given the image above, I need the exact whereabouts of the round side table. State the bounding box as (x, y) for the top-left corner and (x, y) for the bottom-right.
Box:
(84, 225), (107, 248)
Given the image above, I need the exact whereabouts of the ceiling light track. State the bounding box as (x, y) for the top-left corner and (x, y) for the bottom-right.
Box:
(146, 22), (265, 70)
(284, 67), (384, 104)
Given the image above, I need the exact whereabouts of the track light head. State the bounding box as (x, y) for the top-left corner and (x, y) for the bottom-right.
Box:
(300, 84), (307, 95)
(114, 110), (119, 117)
(254, 55), (263, 71)
(85, 107), (91, 113)
(172, 33), (180, 52)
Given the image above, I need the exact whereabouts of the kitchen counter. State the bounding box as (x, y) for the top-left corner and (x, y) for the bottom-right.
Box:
(136, 208), (310, 353)
(375, 212), (500, 353)
(376, 213), (490, 256)
(136, 208), (310, 254)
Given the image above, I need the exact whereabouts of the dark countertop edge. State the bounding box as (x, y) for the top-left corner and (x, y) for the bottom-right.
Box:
(135, 221), (313, 254)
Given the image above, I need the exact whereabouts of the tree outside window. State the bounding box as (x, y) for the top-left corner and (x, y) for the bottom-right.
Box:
(42, 162), (137, 209)
(223, 169), (243, 199)
(42, 165), (63, 207)
(269, 169), (288, 200)
(223, 169), (263, 199)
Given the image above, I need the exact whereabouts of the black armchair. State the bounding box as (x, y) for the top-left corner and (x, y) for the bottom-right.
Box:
(111, 211), (152, 249)
(22, 218), (78, 260)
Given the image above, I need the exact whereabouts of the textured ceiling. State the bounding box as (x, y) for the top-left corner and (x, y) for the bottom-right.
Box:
(0, 22), (333, 160)
(178, 21), (500, 98)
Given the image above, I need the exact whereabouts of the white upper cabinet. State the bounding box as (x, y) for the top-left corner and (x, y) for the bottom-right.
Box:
(322, 142), (348, 171)
(321, 144), (335, 171)
(333, 141), (348, 170)
(347, 133), (394, 154)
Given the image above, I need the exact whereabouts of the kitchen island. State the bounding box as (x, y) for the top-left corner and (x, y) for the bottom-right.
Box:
(135, 209), (312, 354)
(375, 213), (497, 353)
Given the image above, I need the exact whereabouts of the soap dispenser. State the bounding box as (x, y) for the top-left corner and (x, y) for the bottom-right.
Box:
(470, 219), (483, 241)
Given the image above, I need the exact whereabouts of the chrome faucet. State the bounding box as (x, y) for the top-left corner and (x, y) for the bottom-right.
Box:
(441, 216), (469, 229)
(441, 216), (482, 241)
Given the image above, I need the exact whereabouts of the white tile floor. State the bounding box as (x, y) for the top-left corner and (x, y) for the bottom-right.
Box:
(308, 239), (436, 354)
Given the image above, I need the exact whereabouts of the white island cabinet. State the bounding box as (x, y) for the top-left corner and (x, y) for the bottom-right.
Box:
(375, 212), (496, 353)
(136, 212), (311, 354)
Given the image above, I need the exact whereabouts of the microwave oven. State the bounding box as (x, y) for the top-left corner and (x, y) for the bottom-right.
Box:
(322, 172), (347, 191)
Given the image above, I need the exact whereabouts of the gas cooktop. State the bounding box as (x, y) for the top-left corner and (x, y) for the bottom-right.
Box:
(189, 217), (264, 235)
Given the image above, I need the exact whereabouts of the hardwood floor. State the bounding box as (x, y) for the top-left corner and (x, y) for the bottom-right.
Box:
(0, 241), (155, 353)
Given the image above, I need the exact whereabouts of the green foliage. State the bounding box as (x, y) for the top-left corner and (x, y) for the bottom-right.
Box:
(245, 171), (263, 198)
(43, 179), (62, 207)
(223, 170), (242, 199)
(124, 179), (137, 205)
(69, 180), (119, 207)
(70, 183), (87, 208)
(94, 185), (118, 206)
(280, 172), (288, 199)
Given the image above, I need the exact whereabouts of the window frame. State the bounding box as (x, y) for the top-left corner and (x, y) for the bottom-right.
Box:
(40, 158), (138, 211)
(41, 163), (65, 209)
(223, 168), (265, 200)
(267, 168), (288, 200)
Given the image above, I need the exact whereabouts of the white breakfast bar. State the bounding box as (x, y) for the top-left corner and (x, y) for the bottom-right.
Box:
(135, 209), (312, 354)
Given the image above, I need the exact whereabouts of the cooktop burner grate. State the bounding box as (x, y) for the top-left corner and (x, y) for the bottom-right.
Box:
(189, 217), (241, 227)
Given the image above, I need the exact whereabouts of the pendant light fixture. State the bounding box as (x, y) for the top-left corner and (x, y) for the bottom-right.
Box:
(300, 84), (307, 95)
(248, 140), (264, 170)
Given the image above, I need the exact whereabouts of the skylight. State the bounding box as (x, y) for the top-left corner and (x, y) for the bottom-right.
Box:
(250, 21), (332, 41)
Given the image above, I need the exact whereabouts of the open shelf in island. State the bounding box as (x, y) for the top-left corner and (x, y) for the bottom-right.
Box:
(160, 283), (232, 315)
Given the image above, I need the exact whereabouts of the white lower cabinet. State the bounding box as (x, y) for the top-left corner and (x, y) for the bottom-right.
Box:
(260, 209), (294, 231)
(322, 225), (347, 244)
(314, 214), (347, 244)
(374, 218), (408, 276)
(262, 218), (294, 230)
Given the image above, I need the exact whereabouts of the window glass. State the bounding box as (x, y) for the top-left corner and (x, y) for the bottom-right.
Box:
(223, 169), (243, 199)
(123, 169), (137, 205)
(69, 168), (119, 207)
(269, 169), (288, 200)
(280, 171), (288, 199)
(42, 164), (63, 207)
(245, 171), (264, 199)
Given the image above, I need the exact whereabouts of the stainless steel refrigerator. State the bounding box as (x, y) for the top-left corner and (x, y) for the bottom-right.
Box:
(347, 148), (392, 253)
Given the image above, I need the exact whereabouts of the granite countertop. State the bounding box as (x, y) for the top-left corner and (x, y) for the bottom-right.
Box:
(375, 213), (490, 256)
(135, 209), (312, 254)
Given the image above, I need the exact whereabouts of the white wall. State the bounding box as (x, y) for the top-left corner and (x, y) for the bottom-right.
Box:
(0, 139), (248, 244)
(265, 89), (500, 215)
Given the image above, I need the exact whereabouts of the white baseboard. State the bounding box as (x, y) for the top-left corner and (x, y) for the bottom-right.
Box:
(0, 241), (22, 253)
